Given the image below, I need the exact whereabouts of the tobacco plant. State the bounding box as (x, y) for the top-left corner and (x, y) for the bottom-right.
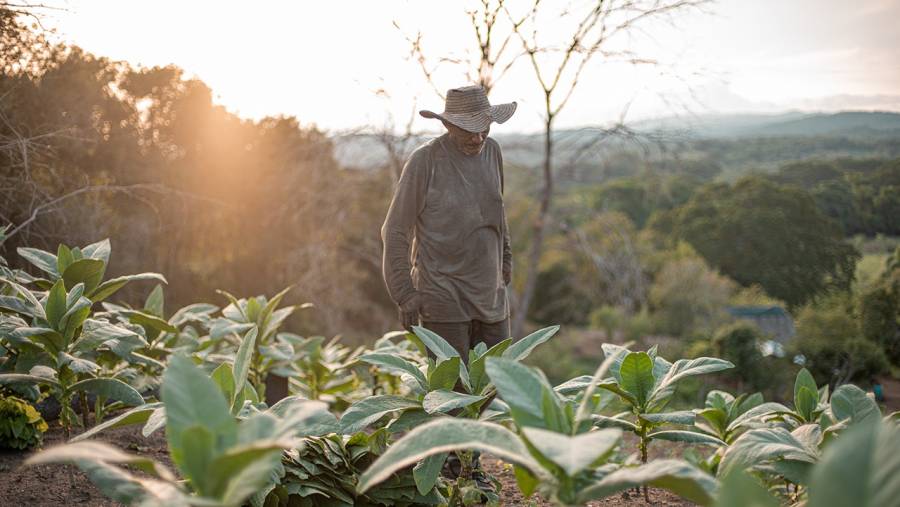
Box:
(592, 344), (734, 464)
(357, 352), (718, 506)
(0, 278), (146, 434)
(27, 353), (332, 507)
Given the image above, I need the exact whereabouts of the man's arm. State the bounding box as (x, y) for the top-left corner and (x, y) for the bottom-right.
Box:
(381, 148), (429, 310)
(499, 149), (512, 286)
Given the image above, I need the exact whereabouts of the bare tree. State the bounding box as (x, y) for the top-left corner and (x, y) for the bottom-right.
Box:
(398, 0), (710, 337)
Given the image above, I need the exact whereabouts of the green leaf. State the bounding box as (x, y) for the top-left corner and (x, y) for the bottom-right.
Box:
(144, 284), (165, 316)
(641, 411), (696, 425)
(808, 419), (900, 507)
(180, 425), (216, 495)
(830, 384), (880, 425)
(232, 327), (257, 411)
(211, 362), (236, 406)
(71, 403), (163, 442)
(796, 386), (817, 422)
(502, 325), (559, 361)
(794, 368), (819, 415)
(0, 278), (46, 319)
(70, 377), (144, 407)
(168, 303), (218, 327)
(122, 310), (179, 333)
(726, 402), (791, 434)
(579, 459), (716, 505)
(521, 427), (621, 477)
(339, 395), (420, 434)
(357, 418), (540, 494)
(45, 279), (67, 331)
(73, 319), (145, 353)
(0, 373), (60, 388)
(413, 452), (447, 495)
(17, 247), (59, 276)
(162, 354), (237, 466)
(485, 357), (565, 431)
(62, 259), (105, 294)
(206, 440), (289, 502)
(719, 427), (818, 477)
(25, 440), (174, 481)
(648, 430), (725, 447)
(619, 352), (655, 409)
(89, 273), (167, 303)
(650, 357), (734, 404)
(359, 352), (427, 392)
(592, 414), (639, 432)
(54, 246), (71, 278)
(715, 469), (779, 507)
(468, 338), (512, 394)
(412, 325), (459, 361)
(428, 356), (460, 391)
(267, 397), (338, 437)
(422, 390), (486, 414)
(82, 239), (111, 264)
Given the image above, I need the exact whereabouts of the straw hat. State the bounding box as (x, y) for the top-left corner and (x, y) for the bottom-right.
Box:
(420, 85), (517, 133)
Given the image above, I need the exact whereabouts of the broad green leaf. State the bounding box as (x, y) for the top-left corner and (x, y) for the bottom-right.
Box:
(45, 279), (67, 330)
(412, 325), (459, 361)
(715, 469), (779, 507)
(162, 354), (237, 464)
(0, 278), (46, 319)
(359, 352), (427, 392)
(796, 386), (817, 422)
(73, 319), (143, 352)
(573, 346), (629, 431)
(651, 357), (734, 404)
(521, 427), (621, 477)
(413, 452), (447, 495)
(339, 395), (420, 434)
(205, 440), (290, 501)
(642, 411), (696, 425)
(422, 390), (486, 414)
(59, 352), (100, 374)
(70, 377), (144, 406)
(17, 247), (59, 276)
(592, 414), (639, 432)
(89, 273), (167, 303)
(211, 363), (236, 405)
(428, 356), (460, 391)
(258, 286), (292, 331)
(514, 465), (539, 498)
(580, 459), (716, 505)
(468, 338), (512, 394)
(82, 239), (111, 264)
(502, 325), (559, 361)
(232, 327), (257, 410)
(648, 430), (725, 447)
(808, 419), (900, 507)
(25, 440), (174, 481)
(357, 418), (540, 494)
(386, 408), (433, 434)
(486, 357), (565, 431)
(726, 402), (791, 434)
(168, 303), (218, 327)
(267, 397), (338, 437)
(71, 403), (164, 442)
(794, 368), (819, 415)
(144, 285), (165, 317)
(0, 373), (61, 388)
(180, 425), (216, 494)
(62, 258), (105, 294)
(619, 352), (655, 408)
(56, 243), (75, 273)
(719, 427), (818, 477)
(830, 384), (880, 425)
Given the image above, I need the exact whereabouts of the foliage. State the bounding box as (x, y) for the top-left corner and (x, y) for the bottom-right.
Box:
(858, 246), (900, 365)
(791, 297), (889, 386)
(26, 353), (332, 507)
(267, 431), (444, 506)
(670, 176), (860, 307)
(0, 394), (48, 449)
(649, 257), (735, 336)
(710, 323), (782, 393)
(592, 344), (733, 464)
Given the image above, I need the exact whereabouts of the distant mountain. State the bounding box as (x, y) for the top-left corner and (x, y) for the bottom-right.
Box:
(331, 111), (900, 170)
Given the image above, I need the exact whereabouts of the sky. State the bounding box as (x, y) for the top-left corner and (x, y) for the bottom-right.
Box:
(36, 0), (900, 133)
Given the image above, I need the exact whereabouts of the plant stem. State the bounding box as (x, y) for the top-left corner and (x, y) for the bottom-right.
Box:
(80, 390), (89, 428)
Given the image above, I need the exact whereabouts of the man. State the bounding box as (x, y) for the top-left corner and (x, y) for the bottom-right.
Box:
(381, 84), (517, 359)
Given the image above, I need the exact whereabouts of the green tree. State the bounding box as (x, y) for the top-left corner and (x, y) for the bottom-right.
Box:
(672, 177), (859, 308)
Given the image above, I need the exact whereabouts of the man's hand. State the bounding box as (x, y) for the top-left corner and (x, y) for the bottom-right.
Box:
(398, 292), (423, 331)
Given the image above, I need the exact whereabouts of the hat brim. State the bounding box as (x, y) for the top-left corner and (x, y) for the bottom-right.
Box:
(419, 101), (517, 132)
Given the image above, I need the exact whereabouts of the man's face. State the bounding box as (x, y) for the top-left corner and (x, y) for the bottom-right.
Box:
(444, 121), (490, 156)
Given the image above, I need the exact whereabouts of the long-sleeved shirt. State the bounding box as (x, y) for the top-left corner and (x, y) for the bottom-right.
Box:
(381, 133), (512, 323)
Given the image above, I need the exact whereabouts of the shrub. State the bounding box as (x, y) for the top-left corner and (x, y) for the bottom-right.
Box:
(649, 257), (735, 337)
(0, 394), (48, 450)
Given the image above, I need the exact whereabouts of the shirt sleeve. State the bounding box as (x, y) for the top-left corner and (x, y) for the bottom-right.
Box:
(381, 147), (430, 306)
(499, 148), (512, 282)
